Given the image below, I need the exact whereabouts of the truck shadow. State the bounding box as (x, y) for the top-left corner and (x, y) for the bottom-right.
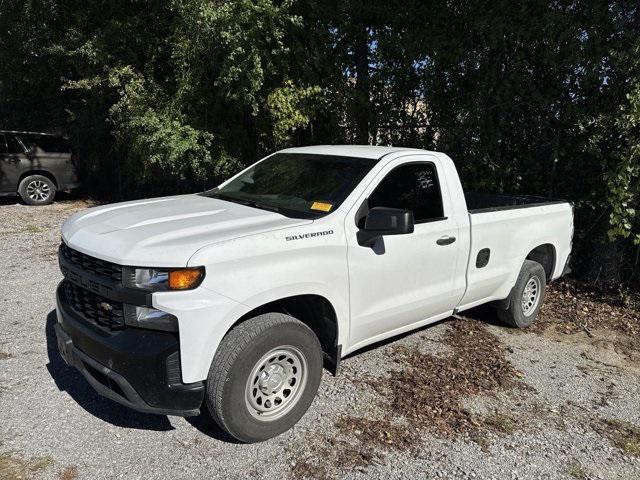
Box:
(342, 306), (504, 359)
(44, 310), (241, 442)
(44, 305), (501, 440)
(185, 411), (240, 443)
(457, 305), (505, 326)
(44, 310), (175, 431)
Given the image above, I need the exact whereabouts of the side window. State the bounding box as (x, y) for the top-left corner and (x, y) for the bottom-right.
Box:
(0, 135), (7, 154)
(6, 135), (25, 154)
(368, 162), (445, 223)
(26, 135), (71, 153)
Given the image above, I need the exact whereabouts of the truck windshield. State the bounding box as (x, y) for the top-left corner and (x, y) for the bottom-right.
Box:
(202, 153), (378, 218)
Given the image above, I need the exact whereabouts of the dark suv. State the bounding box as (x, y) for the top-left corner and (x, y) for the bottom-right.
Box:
(0, 131), (79, 205)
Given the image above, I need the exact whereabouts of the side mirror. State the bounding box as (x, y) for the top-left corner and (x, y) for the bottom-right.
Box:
(357, 207), (415, 246)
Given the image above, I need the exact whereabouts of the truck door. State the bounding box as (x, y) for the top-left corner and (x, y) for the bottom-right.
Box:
(346, 156), (461, 348)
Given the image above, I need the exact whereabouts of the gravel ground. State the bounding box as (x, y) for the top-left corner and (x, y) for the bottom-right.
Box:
(1, 197), (639, 480)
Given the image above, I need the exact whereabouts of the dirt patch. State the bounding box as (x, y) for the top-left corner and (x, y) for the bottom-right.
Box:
(291, 417), (420, 480)
(543, 328), (640, 376)
(0, 352), (13, 361)
(365, 320), (520, 438)
(289, 319), (523, 478)
(0, 450), (53, 479)
(536, 281), (639, 339)
(505, 280), (640, 368)
(594, 419), (640, 457)
(58, 465), (79, 480)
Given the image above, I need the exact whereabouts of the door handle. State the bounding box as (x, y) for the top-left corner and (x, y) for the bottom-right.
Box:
(436, 235), (456, 246)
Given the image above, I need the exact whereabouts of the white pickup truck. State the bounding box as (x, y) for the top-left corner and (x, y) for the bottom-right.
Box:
(55, 146), (573, 442)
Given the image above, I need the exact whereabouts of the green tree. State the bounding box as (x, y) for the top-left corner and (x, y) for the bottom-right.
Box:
(0, 0), (638, 286)
(606, 47), (640, 245)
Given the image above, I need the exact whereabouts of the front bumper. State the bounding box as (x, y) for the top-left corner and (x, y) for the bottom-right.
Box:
(55, 282), (204, 416)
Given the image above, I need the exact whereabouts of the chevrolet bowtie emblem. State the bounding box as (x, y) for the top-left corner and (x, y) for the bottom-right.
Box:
(97, 301), (113, 312)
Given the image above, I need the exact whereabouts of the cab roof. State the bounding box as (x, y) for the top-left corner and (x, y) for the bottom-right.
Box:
(279, 145), (429, 160)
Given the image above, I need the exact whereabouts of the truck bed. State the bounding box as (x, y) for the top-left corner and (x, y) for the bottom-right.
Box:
(464, 192), (568, 214)
(458, 191), (573, 310)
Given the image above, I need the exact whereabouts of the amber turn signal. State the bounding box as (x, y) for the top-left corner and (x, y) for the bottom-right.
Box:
(168, 268), (204, 290)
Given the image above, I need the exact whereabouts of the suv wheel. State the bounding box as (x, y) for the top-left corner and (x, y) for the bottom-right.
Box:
(18, 175), (56, 205)
(206, 313), (323, 443)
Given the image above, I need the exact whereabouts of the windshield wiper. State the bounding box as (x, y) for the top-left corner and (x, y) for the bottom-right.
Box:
(234, 198), (284, 214)
(207, 193), (283, 214)
(202, 191), (319, 219)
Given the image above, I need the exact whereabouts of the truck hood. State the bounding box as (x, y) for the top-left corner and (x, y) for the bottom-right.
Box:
(61, 194), (312, 267)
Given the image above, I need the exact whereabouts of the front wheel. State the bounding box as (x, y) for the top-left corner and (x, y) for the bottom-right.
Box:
(206, 313), (323, 443)
(496, 259), (547, 328)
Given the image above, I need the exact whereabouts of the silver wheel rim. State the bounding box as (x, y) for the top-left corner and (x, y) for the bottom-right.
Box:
(245, 346), (307, 421)
(26, 180), (51, 202)
(521, 276), (541, 317)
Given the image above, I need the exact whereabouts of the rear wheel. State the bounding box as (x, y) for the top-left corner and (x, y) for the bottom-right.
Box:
(496, 260), (546, 328)
(206, 313), (323, 443)
(18, 174), (56, 205)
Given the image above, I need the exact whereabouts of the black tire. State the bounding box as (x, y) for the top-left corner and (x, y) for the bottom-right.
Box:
(497, 260), (546, 328)
(18, 174), (56, 205)
(206, 313), (323, 443)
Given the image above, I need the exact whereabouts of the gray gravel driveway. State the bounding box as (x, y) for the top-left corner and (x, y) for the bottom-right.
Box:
(1, 198), (639, 480)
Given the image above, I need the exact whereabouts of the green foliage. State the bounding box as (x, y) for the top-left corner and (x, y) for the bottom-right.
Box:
(0, 0), (638, 286)
(172, 0), (300, 111)
(607, 79), (640, 244)
(267, 81), (322, 146)
(106, 66), (214, 180)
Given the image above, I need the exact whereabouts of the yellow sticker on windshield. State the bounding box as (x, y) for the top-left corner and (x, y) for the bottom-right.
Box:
(310, 201), (333, 212)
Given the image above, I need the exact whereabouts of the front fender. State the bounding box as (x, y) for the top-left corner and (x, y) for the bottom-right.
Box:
(153, 282), (347, 384)
(175, 221), (349, 382)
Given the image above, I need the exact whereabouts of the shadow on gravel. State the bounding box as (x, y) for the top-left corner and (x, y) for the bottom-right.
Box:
(0, 190), (84, 207)
(341, 305), (503, 361)
(186, 411), (241, 443)
(457, 304), (506, 326)
(342, 317), (453, 360)
(44, 310), (174, 431)
(0, 196), (19, 206)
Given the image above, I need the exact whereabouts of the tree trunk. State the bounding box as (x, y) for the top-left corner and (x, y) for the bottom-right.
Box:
(548, 128), (560, 197)
(353, 25), (370, 144)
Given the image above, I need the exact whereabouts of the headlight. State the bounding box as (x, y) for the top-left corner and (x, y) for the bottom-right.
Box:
(123, 305), (178, 332)
(123, 267), (205, 291)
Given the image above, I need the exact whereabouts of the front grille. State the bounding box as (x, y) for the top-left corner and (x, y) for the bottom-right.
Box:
(60, 243), (122, 283)
(63, 281), (125, 330)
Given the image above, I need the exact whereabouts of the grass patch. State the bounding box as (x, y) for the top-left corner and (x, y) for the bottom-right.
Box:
(595, 419), (640, 457)
(0, 451), (54, 479)
(567, 463), (589, 479)
(24, 225), (46, 234)
(481, 412), (519, 435)
(0, 225), (45, 236)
